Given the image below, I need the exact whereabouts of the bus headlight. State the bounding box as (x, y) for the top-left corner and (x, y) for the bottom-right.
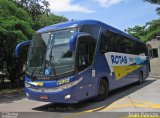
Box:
(65, 94), (71, 99)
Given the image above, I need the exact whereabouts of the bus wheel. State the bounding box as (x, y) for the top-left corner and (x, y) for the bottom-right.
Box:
(94, 79), (108, 101)
(139, 72), (143, 84)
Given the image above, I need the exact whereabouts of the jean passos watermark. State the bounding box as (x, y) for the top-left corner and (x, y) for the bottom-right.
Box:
(1, 112), (18, 118)
(129, 112), (160, 118)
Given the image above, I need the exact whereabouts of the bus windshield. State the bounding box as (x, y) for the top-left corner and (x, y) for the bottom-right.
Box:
(26, 28), (77, 76)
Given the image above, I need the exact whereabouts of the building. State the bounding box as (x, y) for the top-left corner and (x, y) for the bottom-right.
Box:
(147, 36), (160, 58)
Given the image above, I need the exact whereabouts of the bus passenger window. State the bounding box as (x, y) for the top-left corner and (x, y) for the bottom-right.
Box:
(99, 31), (112, 54)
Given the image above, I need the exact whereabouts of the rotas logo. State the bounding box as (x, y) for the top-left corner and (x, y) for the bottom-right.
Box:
(111, 55), (127, 64)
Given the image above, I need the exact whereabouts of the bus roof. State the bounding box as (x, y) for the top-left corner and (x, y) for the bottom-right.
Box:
(37, 20), (144, 44)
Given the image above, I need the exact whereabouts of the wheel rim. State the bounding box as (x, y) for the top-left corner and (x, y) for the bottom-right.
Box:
(99, 83), (105, 95)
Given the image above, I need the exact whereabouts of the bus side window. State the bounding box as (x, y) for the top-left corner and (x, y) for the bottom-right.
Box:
(99, 31), (111, 54)
(99, 30), (147, 56)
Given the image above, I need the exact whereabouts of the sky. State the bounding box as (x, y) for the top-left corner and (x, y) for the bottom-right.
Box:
(47, 0), (159, 31)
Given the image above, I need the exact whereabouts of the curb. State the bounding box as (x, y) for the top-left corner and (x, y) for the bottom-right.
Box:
(149, 75), (160, 79)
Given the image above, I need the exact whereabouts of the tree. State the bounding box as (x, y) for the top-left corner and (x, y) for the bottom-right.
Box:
(13, 0), (68, 30)
(125, 25), (146, 41)
(33, 14), (68, 30)
(127, 0), (160, 41)
(126, 18), (160, 42)
(0, 0), (34, 88)
(0, 0), (68, 88)
(144, 0), (160, 14)
(13, 0), (51, 30)
(144, 19), (160, 40)
(13, 0), (50, 20)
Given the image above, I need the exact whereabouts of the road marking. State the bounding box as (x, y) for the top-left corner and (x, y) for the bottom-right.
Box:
(84, 98), (160, 112)
(121, 115), (160, 118)
(64, 112), (86, 118)
(63, 97), (160, 118)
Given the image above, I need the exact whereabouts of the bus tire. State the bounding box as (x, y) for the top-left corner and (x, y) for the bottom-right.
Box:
(94, 79), (108, 101)
(139, 71), (143, 84)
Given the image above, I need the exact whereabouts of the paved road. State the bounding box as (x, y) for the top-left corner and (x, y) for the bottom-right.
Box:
(0, 77), (160, 117)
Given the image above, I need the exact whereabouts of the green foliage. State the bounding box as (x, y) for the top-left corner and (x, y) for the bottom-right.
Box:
(0, 0), (68, 88)
(33, 14), (68, 30)
(0, 0), (34, 86)
(127, 0), (160, 41)
(144, 0), (160, 4)
(125, 26), (146, 40)
(0, 0), (32, 22)
(145, 19), (160, 40)
(126, 19), (160, 42)
(13, 0), (50, 20)
(13, 0), (68, 30)
(144, 0), (160, 14)
(0, 0), (33, 59)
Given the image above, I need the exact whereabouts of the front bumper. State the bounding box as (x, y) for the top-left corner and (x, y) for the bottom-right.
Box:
(25, 86), (78, 103)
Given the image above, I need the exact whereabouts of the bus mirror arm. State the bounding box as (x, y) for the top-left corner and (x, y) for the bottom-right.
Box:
(15, 40), (31, 58)
(69, 32), (91, 51)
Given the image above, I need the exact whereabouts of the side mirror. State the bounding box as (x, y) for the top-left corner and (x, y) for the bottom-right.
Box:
(69, 32), (91, 51)
(15, 40), (31, 58)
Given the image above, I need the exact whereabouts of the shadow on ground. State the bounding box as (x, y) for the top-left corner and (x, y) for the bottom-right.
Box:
(32, 79), (156, 112)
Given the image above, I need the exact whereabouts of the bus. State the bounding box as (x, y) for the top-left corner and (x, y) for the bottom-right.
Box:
(16, 20), (150, 103)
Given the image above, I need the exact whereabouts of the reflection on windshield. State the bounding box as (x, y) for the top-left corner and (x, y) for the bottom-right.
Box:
(28, 33), (49, 67)
(26, 28), (77, 76)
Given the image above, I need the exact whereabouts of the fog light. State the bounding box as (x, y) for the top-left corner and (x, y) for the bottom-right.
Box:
(65, 94), (71, 99)
(26, 93), (29, 97)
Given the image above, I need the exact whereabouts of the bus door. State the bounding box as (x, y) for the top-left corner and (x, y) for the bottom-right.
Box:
(75, 34), (97, 101)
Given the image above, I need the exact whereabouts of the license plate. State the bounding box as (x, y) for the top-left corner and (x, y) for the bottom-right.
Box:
(39, 95), (48, 100)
